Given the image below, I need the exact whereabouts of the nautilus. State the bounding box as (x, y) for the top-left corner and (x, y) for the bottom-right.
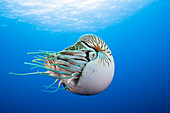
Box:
(10, 34), (115, 95)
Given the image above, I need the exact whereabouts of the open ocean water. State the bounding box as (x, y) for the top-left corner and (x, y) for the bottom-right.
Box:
(0, 0), (170, 113)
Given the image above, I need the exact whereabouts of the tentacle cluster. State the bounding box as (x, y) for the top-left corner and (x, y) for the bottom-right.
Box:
(10, 49), (90, 92)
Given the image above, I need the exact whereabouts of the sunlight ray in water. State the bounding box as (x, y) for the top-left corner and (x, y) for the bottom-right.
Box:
(0, 0), (154, 32)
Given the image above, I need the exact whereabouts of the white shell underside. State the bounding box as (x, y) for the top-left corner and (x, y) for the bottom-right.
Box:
(65, 53), (114, 95)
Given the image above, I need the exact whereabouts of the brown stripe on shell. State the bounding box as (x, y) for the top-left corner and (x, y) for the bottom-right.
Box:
(78, 34), (112, 65)
(78, 34), (111, 54)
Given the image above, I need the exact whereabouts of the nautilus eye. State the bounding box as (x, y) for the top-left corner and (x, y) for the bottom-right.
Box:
(10, 34), (115, 95)
(88, 51), (97, 61)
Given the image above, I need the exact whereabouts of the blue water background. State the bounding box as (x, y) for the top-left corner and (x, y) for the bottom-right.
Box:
(0, 1), (170, 113)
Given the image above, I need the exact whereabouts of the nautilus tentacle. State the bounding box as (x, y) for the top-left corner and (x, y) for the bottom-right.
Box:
(10, 34), (115, 95)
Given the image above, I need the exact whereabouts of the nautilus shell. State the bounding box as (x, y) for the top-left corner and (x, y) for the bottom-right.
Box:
(10, 34), (115, 95)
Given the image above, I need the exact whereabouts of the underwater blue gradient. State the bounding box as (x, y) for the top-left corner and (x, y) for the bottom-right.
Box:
(0, 1), (170, 113)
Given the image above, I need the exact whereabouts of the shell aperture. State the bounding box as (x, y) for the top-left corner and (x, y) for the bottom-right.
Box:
(10, 34), (115, 95)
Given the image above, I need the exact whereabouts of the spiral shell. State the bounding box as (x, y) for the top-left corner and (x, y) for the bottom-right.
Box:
(62, 34), (115, 95)
(10, 34), (115, 95)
